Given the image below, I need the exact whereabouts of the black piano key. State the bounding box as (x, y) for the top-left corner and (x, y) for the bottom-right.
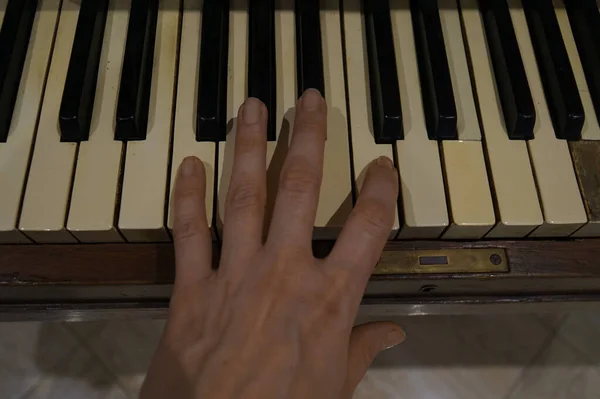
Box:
(59, 0), (109, 143)
(295, 0), (325, 97)
(411, 0), (457, 141)
(565, 0), (600, 128)
(248, 0), (276, 141)
(196, 0), (229, 142)
(364, 0), (403, 144)
(115, 0), (159, 142)
(479, 0), (535, 140)
(0, 0), (38, 143)
(524, 0), (583, 141)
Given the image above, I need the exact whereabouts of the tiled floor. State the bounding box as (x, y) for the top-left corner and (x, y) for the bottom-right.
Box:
(0, 312), (598, 398)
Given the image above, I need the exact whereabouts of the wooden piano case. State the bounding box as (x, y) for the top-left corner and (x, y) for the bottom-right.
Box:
(1, 239), (600, 321)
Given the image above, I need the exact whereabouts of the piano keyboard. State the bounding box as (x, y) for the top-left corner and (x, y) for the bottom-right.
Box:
(2, 0), (600, 244)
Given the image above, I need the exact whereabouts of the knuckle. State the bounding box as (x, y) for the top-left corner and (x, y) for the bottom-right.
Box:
(174, 217), (204, 242)
(174, 187), (192, 203)
(227, 179), (265, 213)
(175, 175), (202, 196)
(354, 199), (391, 237)
(296, 119), (325, 135)
(280, 160), (320, 196)
(237, 125), (264, 152)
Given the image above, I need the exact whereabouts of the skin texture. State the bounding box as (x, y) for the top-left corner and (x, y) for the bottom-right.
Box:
(141, 90), (405, 399)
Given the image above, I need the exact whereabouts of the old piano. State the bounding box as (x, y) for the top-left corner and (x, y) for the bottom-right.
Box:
(1, 0), (600, 321)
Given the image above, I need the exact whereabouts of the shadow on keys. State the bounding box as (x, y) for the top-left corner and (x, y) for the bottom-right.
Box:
(217, 104), (354, 242)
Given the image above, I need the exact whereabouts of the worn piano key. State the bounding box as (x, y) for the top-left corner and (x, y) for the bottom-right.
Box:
(565, 0), (600, 128)
(438, 0), (495, 239)
(169, 0), (217, 236)
(411, 0), (457, 140)
(0, 0), (37, 143)
(19, 0), (85, 243)
(196, 0), (229, 142)
(248, 0), (276, 141)
(570, 141), (600, 236)
(461, 0), (543, 237)
(479, 0), (535, 140)
(118, 0), (180, 242)
(391, 0), (448, 239)
(67, 0), (129, 243)
(510, 0), (586, 237)
(295, 0), (325, 97)
(0, 0), (60, 243)
(344, 0), (400, 237)
(523, 0), (583, 141)
(115, 0), (158, 141)
(555, 0), (600, 140)
(363, 0), (403, 144)
(59, 0), (108, 142)
(556, 0), (600, 235)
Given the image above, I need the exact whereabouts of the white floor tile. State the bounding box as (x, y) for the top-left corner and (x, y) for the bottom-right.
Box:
(554, 311), (600, 362)
(507, 335), (600, 399)
(0, 322), (80, 399)
(64, 321), (108, 341)
(22, 345), (129, 399)
(353, 315), (554, 399)
(68, 320), (165, 397)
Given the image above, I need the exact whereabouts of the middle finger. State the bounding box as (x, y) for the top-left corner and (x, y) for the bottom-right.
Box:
(267, 89), (327, 251)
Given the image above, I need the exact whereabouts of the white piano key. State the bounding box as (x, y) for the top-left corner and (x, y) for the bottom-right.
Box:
(264, 0), (295, 234)
(509, 0), (586, 237)
(316, 0), (353, 238)
(216, 0), (249, 237)
(168, 0), (217, 236)
(66, 0), (129, 243)
(554, 0), (600, 140)
(461, 0), (543, 238)
(0, 0), (60, 244)
(439, 0), (495, 239)
(118, 0), (180, 242)
(218, 0), (317, 240)
(439, 0), (480, 142)
(343, 0), (400, 238)
(391, 0), (448, 239)
(19, 0), (83, 243)
(441, 141), (495, 239)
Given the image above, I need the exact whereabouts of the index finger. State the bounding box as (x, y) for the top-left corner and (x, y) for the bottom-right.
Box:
(327, 157), (399, 290)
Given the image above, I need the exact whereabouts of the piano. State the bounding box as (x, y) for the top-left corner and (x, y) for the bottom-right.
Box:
(2, 0), (600, 321)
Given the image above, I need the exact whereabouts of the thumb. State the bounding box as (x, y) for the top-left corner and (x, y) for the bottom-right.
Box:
(343, 322), (405, 397)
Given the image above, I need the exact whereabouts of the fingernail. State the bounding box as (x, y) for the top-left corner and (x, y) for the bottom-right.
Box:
(181, 157), (197, 177)
(375, 156), (394, 169)
(300, 89), (323, 111)
(242, 98), (263, 124)
(383, 327), (406, 350)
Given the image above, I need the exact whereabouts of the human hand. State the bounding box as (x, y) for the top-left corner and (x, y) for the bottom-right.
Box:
(141, 89), (405, 399)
